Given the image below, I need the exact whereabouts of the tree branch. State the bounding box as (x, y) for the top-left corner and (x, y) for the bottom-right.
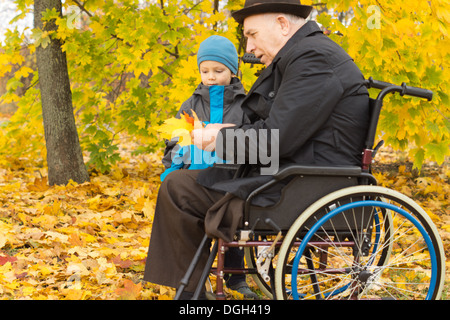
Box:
(71, 0), (93, 17)
(158, 66), (172, 78)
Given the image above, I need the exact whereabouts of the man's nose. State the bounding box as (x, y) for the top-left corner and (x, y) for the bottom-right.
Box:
(246, 39), (255, 53)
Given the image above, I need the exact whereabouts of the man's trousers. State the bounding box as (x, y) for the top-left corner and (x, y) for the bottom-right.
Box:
(143, 169), (244, 292)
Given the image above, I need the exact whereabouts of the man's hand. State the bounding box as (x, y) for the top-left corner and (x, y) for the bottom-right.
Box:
(191, 123), (235, 151)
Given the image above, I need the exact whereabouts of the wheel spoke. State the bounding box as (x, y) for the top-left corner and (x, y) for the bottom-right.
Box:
(275, 186), (444, 300)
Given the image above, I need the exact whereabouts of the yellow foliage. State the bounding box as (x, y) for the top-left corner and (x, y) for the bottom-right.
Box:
(318, 0), (449, 167)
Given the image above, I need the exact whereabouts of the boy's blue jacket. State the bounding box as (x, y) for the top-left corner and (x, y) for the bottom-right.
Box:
(161, 78), (247, 181)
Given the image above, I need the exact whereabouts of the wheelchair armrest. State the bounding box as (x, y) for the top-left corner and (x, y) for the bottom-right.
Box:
(243, 164), (377, 229)
(272, 164), (363, 181)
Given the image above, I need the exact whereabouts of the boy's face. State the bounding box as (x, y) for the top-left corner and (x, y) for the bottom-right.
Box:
(199, 61), (233, 86)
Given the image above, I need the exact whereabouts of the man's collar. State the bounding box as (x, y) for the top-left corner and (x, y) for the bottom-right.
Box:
(272, 21), (323, 64)
(245, 22), (323, 94)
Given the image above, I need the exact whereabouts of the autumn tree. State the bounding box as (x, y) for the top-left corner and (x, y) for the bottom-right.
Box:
(307, 0), (449, 168)
(0, 0), (448, 173)
(33, 0), (89, 185)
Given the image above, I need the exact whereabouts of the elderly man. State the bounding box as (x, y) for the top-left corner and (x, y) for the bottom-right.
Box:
(143, 0), (369, 299)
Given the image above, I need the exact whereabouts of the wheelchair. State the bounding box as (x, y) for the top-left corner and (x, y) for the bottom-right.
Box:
(175, 77), (446, 300)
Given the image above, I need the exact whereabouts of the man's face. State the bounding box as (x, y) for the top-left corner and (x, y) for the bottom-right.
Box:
(243, 14), (286, 66)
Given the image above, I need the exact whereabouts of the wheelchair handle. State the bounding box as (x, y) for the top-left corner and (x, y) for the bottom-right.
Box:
(242, 53), (263, 64)
(401, 83), (433, 101)
(365, 77), (433, 101)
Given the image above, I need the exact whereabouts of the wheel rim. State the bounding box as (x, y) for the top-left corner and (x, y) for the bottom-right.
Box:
(290, 200), (438, 300)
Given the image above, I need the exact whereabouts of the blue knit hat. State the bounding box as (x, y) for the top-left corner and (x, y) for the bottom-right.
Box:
(197, 35), (238, 75)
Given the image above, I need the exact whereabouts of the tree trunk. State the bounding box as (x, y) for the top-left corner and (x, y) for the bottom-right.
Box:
(34, 0), (89, 185)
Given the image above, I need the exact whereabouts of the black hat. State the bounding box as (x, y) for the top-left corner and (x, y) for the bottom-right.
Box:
(232, 0), (313, 24)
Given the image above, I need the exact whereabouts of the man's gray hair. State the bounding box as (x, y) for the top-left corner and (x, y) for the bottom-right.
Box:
(283, 13), (306, 25)
(264, 12), (306, 26)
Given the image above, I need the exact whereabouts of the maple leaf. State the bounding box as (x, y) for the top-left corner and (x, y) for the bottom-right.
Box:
(26, 176), (50, 192)
(182, 111), (195, 126)
(110, 256), (133, 269)
(0, 254), (17, 266)
(154, 110), (203, 146)
(115, 279), (142, 300)
(68, 232), (85, 247)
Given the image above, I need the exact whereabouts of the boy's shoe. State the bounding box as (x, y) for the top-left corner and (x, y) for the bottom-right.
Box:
(228, 281), (259, 300)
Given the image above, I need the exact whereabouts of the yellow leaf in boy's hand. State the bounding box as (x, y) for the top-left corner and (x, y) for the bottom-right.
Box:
(180, 110), (204, 130)
(154, 116), (192, 144)
(154, 109), (204, 146)
(190, 110), (204, 130)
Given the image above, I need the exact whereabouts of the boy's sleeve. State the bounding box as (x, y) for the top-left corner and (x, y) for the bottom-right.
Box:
(161, 138), (179, 169)
(160, 145), (187, 181)
(161, 98), (193, 168)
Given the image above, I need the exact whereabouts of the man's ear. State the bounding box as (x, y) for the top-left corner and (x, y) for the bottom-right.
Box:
(276, 15), (290, 36)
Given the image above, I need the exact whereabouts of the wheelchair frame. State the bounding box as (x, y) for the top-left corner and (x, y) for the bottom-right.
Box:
(174, 78), (445, 300)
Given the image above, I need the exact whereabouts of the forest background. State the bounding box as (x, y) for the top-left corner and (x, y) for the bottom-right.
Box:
(0, 0), (449, 299)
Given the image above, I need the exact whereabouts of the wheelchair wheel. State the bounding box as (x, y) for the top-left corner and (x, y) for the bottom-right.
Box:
(274, 186), (445, 300)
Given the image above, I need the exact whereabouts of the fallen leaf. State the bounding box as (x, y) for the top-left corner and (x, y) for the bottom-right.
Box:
(115, 279), (142, 300)
(27, 176), (50, 192)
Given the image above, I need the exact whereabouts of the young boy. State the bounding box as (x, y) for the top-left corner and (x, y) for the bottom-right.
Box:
(161, 35), (247, 180)
(159, 35), (258, 299)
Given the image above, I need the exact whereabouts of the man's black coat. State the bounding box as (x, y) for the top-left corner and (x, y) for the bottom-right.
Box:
(198, 21), (370, 207)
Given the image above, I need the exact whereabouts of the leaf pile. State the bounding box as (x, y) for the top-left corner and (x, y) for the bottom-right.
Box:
(372, 148), (450, 267)
(0, 145), (169, 300)
(0, 142), (449, 300)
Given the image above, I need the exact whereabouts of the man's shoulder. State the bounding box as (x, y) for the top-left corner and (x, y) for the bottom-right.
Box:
(294, 31), (347, 54)
(282, 32), (351, 68)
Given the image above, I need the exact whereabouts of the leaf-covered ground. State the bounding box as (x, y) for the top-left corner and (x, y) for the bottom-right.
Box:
(0, 135), (449, 300)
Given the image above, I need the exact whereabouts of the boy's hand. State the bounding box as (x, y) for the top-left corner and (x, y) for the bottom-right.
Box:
(191, 127), (219, 151)
(191, 123), (235, 151)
